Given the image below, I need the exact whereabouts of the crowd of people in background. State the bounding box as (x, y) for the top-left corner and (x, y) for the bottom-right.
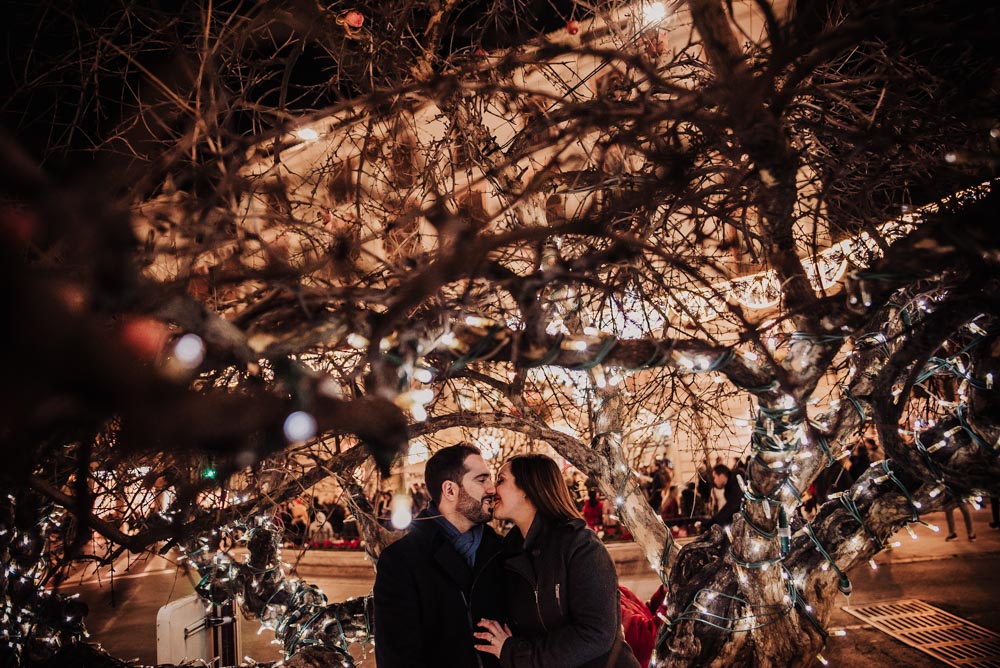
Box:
(569, 455), (752, 538)
(273, 495), (355, 547)
(574, 435), (893, 538)
(273, 434), (959, 549)
(272, 482), (435, 547)
(272, 455), (760, 548)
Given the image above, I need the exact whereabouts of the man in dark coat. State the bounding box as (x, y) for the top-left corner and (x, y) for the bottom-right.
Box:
(702, 463), (744, 531)
(374, 444), (506, 668)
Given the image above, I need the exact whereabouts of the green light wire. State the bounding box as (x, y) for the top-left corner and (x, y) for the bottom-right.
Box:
(739, 507), (778, 539)
(838, 385), (867, 423)
(814, 434), (836, 467)
(838, 494), (882, 547)
(781, 566), (828, 641)
(875, 460), (922, 521)
(521, 335), (565, 368)
(728, 547), (784, 570)
(568, 337), (617, 371)
(745, 380), (780, 395)
(638, 340), (675, 369)
(912, 431), (946, 487)
(664, 588), (791, 634)
(957, 404), (992, 452)
(802, 524), (852, 595)
(448, 326), (507, 371)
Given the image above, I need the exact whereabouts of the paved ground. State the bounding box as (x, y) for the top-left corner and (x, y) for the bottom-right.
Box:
(822, 511), (1000, 667)
(63, 508), (1000, 665)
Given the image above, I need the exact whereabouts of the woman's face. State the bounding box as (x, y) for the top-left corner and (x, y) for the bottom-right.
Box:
(493, 463), (532, 522)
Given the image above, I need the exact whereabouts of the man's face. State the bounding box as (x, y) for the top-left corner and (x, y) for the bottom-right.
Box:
(712, 472), (727, 489)
(455, 454), (495, 525)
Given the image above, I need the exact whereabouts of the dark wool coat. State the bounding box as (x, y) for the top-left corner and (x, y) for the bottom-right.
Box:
(373, 511), (506, 668)
(499, 516), (641, 668)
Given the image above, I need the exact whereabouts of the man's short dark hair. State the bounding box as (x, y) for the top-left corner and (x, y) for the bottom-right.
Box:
(712, 464), (731, 478)
(424, 443), (481, 506)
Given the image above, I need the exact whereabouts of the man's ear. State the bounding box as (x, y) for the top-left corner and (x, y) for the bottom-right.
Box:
(441, 480), (458, 501)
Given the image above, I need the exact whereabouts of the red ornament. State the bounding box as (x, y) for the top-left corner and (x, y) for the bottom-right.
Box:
(566, 20), (580, 35)
(345, 10), (364, 28)
(120, 317), (170, 360)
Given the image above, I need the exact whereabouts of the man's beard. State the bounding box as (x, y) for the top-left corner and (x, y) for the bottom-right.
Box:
(456, 487), (493, 525)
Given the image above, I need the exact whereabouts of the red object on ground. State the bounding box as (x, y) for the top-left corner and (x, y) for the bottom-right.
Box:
(566, 20), (580, 35)
(620, 585), (662, 666)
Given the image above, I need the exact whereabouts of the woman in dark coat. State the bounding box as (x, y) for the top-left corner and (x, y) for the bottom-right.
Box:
(475, 454), (640, 668)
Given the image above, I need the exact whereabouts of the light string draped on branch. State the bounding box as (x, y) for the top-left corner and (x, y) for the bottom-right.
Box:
(186, 522), (374, 665)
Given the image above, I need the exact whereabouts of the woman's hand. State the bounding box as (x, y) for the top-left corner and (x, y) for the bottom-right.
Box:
(474, 618), (512, 658)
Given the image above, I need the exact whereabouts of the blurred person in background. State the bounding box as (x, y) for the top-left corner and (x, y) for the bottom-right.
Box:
(582, 488), (604, 531)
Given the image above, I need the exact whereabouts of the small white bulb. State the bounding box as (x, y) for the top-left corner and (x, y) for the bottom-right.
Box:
(283, 411), (317, 442)
(346, 333), (368, 349)
(390, 494), (413, 529)
(174, 333), (205, 368)
(643, 1), (667, 23)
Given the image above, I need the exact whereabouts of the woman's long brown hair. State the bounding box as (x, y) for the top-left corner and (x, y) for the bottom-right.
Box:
(508, 454), (583, 522)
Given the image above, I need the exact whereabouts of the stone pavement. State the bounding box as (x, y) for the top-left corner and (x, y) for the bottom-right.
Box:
(822, 508), (1000, 667)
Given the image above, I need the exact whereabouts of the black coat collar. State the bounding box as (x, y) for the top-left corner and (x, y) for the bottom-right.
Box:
(409, 508), (502, 590)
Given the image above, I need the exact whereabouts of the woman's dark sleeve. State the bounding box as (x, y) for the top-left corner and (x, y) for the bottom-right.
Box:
(500, 532), (619, 668)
